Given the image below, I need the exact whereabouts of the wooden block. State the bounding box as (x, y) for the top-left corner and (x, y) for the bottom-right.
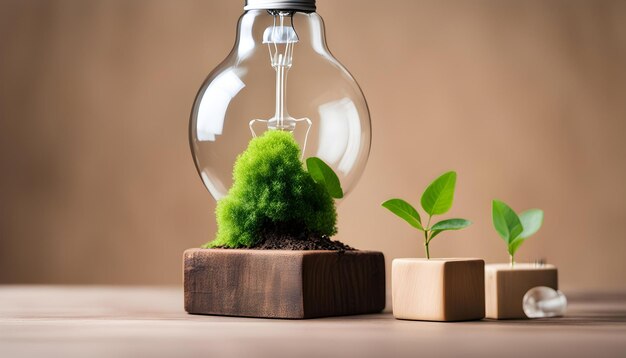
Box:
(485, 263), (558, 319)
(392, 258), (485, 321)
(184, 248), (386, 319)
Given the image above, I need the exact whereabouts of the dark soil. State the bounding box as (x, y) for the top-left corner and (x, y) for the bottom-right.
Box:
(250, 230), (355, 251)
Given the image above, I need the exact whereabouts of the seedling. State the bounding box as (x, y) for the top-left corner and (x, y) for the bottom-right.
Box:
(382, 171), (471, 259)
(491, 200), (544, 267)
(203, 130), (343, 248)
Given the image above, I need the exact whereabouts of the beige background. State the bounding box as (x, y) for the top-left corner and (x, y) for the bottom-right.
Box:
(1, 0), (625, 291)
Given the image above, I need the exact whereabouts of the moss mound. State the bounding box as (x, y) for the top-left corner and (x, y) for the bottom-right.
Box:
(203, 130), (337, 248)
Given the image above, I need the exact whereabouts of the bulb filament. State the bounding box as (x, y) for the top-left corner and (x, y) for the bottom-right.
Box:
(249, 11), (311, 158)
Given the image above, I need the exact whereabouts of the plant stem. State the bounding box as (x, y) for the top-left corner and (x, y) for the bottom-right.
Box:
(424, 215), (432, 260)
(510, 254), (515, 268)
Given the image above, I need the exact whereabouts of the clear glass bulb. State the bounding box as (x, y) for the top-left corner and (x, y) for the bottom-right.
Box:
(189, 7), (372, 200)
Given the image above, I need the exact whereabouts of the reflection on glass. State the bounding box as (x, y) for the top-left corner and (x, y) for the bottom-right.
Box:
(197, 70), (246, 142)
(317, 98), (361, 175)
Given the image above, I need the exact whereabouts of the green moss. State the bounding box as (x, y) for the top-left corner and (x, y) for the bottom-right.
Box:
(203, 130), (337, 248)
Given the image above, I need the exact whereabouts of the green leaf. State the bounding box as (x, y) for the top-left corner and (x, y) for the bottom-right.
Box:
(519, 209), (544, 239)
(382, 199), (423, 230)
(492, 200), (523, 244)
(428, 219), (471, 243)
(430, 230), (443, 241)
(420, 171), (457, 216)
(508, 237), (525, 256)
(306, 157), (343, 199)
(431, 218), (472, 231)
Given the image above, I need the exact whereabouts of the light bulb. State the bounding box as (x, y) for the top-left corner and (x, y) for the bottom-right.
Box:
(190, 0), (372, 200)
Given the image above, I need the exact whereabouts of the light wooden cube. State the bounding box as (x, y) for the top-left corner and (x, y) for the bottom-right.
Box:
(485, 263), (558, 319)
(392, 258), (485, 321)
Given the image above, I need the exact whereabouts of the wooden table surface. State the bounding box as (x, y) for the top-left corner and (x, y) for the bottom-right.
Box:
(1, 286), (624, 357)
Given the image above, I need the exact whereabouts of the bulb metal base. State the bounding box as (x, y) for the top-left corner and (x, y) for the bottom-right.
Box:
(244, 0), (316, 12)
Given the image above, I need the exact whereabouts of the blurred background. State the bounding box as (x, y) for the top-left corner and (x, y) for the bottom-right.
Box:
(1, 0), (625, 292)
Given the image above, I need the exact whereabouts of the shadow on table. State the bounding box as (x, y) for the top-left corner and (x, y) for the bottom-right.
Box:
(482, 312), (626, 326)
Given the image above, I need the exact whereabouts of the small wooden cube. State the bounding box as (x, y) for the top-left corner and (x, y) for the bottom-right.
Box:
(184, 248), (386, 319)
(485, 263), (558, 319)
(392, 258), (485, 321)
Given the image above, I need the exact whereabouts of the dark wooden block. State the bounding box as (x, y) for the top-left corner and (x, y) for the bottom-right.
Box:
(184, 248), (386, 319)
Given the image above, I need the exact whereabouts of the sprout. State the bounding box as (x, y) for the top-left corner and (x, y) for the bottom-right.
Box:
(382, 171), (472, 259)
(492, 200), (544, 266)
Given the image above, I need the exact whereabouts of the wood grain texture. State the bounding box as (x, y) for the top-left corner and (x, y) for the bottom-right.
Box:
(2, 286), (626, 358)
(184, 249), (385, 319)
(485, 263), (558, 319)
(392, 258), (485, 321)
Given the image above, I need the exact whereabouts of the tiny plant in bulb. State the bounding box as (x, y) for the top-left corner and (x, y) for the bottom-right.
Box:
(382, 171), (472, 259)
(203, 130), (343, 249)
(491, 200), (544, 267)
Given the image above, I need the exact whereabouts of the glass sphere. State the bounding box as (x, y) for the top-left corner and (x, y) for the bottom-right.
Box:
(190, 9), (371, 200)
(523, 286), (567, 318)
